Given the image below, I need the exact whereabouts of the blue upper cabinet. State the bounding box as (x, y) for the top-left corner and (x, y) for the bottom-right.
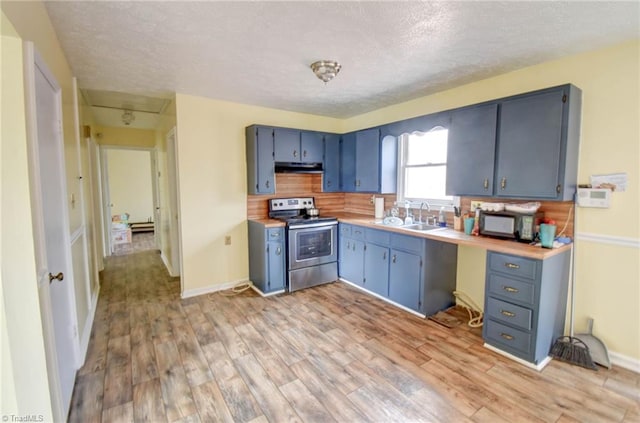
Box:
(355, 128), (381, 192)
(300, 131), (324, 163)
(446, 104), (498, 197)
(323, 133), (341, 192)
(340, 132), (356, 191)
(495, 85), (581, 200)
(342, 128), (397, 193)
(446, 84), (581, 201)
(246, 125), (275, 195)
(273, 128), (302, 162)
(273, 128), (324, 163)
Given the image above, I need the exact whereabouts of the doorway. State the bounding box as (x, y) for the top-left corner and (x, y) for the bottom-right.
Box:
(100, 147), (159, 256)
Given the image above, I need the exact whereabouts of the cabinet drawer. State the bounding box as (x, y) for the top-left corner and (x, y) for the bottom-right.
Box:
(485, 320), (532, 356)
(351, 226), (365, 240)
(488, 252), (538, 280)
(339, 224), (352, 237)
(267, 228), (284, 240)
(487, 274), (536, 306)
(487, 297), (532, 331)
(365, 228), (389, 245)
(390, 233), (423, 254)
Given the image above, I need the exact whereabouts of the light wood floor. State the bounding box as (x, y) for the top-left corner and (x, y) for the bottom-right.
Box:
(69, 250), (639, 422)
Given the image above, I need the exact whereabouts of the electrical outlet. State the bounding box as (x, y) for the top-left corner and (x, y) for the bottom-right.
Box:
(470, 201), (483, 211)
(224, 236), (231, 245)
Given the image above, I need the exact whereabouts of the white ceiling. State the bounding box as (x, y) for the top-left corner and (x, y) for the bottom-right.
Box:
(45, 1), (639, 125)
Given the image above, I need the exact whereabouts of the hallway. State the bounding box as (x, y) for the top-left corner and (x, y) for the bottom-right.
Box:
(69, 250), (639, 422)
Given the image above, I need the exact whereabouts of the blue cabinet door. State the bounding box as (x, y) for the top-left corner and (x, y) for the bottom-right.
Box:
(273, 128), (301, 162)
(355, 128), (380, 192)
(245, 125), (274, 195)
(364, 243), (389, 297)
(389, 250), (422, 311)
(339, 237), (364, 285)
(267, 239), (285, 291)
(255, 126), (275, 194)
(340, 132), (357, 191)
(301, 131), (324, 163)
(496, 89), (565, 199)
(323, 134), (341, 192)
(446, 104), (498, 196)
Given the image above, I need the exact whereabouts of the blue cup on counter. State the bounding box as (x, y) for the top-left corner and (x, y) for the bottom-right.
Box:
(539, 223), (556, 248)
(464, 217), (475, 235)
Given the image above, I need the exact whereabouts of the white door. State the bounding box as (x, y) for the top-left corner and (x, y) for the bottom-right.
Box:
(25, 44), (78, 420)
(166, 128), (181, 276)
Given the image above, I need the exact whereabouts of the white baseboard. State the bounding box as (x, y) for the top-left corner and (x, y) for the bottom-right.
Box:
(339, 278), (425, 318)
(609, 351), (640, 373)
(484, 343), (552, 371)
(181, 279), (250, 299)
(160, 251), (177, 277)
(250, 284), (285, 297)
(78, 286), (100, 368)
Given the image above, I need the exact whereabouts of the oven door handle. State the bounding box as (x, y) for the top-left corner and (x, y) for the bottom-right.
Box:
(288, 221), (338, 230)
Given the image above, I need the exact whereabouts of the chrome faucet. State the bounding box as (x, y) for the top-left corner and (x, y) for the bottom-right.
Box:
(419, 202), (431, 223)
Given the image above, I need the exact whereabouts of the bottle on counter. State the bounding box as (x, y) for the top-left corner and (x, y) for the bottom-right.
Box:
(438, 207), (446, 227)
(472, 208), (481, 236)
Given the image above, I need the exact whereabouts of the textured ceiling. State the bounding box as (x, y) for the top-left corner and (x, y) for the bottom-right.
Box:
(45, 1), (639, 123)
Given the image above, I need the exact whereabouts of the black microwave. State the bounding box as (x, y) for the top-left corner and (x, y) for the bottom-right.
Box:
(479, 210), (544, 242)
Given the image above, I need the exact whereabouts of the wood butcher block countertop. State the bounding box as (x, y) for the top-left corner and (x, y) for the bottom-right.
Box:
(248, 212), (571, 259)
(332, 212), (571, 260)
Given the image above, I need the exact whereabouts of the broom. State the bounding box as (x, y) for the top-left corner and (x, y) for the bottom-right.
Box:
(549, 202), (597, 370)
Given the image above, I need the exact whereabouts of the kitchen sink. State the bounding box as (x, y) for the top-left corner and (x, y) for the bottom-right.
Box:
(400, 223), (447, 232)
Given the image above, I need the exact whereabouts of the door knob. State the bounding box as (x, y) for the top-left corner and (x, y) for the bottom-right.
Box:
(48, 272), (64, 283)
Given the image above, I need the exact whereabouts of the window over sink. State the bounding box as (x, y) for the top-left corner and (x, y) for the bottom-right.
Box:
(397, 127), (453, 208)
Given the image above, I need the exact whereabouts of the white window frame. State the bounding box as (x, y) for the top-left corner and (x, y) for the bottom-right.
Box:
(396, 127), (455, 210)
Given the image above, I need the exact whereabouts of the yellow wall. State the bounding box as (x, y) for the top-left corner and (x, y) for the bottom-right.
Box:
(93, 125), (157, 148)
(106, 149), (154, 222)
(174, 94), (342, 294)
(0, 12), (54, 419)
(343, 40), (640, 360)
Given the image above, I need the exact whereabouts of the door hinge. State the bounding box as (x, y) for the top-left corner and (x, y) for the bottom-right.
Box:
(562, 94), (567, 103)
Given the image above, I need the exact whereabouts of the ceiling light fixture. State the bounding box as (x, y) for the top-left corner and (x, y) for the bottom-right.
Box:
(121, 109), (135, 126)
(310, 60), (341, 83)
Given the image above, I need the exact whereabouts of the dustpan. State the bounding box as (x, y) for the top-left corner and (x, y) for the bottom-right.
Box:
(575, 318), (611, 369)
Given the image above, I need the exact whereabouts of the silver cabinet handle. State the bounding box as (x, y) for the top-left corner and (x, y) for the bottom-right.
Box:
(303, 150), (307, 157)
(500, 333), (514, 341)
(392, 254), (397, 264)
(382, 251), (386, 260)
(505, 263), (520, 269)
(483, 178), (489, 190)
(502, 286), (519, 293)
(275, 247), (281, 256)
(293, 149), (298, 158)
(265, 180), (270, 188)
(500, 177), (507, 190)
(500, 310), (515, 317)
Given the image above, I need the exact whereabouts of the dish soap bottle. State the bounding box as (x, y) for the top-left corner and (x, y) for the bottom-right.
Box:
(438, 207), (446, 227)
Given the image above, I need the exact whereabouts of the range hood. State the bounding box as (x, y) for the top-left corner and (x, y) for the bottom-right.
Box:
(274, 162), (323, 174)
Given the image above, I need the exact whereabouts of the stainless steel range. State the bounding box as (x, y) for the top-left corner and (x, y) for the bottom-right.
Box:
(269, 197), (338, 292)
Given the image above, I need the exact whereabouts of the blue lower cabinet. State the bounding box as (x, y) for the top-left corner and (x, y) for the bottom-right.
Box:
(482, 251), (570, 365)
(339, 235), (364, 285)
(248, 221), (285, 294)
(338, 224), (457, 316)
(363, 243), (389, 297)
(389, 249), (422, 311)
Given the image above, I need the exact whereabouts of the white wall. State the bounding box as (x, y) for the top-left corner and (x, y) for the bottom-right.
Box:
(106, 149), (154, 223)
